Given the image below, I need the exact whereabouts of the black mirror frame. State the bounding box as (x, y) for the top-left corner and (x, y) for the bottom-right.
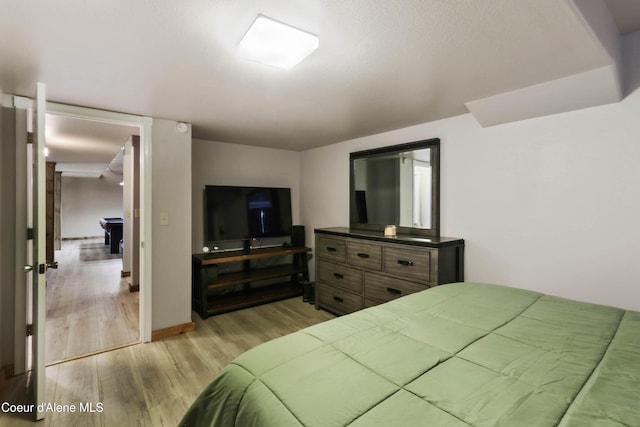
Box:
(349, 138), (440, 237)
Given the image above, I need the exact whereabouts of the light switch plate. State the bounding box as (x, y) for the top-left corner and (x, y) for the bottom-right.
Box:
(159, 212), (169, 226)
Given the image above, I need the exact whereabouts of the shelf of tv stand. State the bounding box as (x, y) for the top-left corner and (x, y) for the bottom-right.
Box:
(206, 264), (308, 289)
(192, 246), (311, 319)
(206, 282), (302, 316)
(198, 246), (311, 265)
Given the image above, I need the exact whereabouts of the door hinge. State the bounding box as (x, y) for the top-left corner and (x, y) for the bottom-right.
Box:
(26, 324), (33, 336)
(27, 228), (34, 240)
(27, 132), (34, 144)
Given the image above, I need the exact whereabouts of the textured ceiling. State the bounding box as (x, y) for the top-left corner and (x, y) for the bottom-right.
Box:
(1, 0), (638, 152)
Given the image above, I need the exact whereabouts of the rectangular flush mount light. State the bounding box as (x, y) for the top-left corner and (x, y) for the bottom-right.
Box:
(237, 15), (319, 70)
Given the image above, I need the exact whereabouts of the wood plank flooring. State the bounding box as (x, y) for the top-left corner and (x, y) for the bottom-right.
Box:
(0, 297), (335, 426)
(45, 238), (139, 364)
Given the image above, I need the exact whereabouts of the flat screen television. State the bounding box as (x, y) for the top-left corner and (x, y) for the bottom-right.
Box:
(204, 185), (293, 243)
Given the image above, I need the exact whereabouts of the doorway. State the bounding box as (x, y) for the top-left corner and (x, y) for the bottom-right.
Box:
(43, 113), (141, 364)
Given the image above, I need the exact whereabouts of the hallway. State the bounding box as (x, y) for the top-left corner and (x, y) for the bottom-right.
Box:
(46, 238), (139, 364)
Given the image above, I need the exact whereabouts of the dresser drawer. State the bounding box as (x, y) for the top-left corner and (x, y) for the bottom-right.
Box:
(317, 284), (362, 315)
(347, 240), (382, 271)
(317, 260), (362, 292)
(316, 236), (347, 263)
(364, 272), (430, 303)
(383, 246), (431, 282)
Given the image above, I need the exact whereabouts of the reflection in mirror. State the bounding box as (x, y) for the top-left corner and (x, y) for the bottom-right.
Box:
(350, 139), (440, 237)
(353, 149), (431, 227)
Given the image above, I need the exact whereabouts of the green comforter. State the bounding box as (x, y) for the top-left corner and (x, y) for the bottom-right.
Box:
(180, 283), (640, 426)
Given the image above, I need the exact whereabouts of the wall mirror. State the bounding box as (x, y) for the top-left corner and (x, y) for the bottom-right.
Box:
(350, 138), (440, 237)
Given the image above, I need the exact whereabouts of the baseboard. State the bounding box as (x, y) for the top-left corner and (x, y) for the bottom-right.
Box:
(152, 321), (195, 341)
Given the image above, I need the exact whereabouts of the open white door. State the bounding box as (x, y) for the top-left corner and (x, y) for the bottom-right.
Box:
(27, 82), (49, 421)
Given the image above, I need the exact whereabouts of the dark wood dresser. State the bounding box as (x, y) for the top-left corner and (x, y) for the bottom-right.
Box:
(314, 227), (464, 315)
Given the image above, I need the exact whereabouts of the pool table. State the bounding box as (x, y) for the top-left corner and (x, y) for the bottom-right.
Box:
(99, 217), (123, 254)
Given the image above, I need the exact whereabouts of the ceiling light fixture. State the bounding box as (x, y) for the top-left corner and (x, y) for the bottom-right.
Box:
(237, 15), (319, 70)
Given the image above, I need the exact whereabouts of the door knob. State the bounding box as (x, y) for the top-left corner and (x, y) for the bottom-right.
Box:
(24, 262), (58, 273)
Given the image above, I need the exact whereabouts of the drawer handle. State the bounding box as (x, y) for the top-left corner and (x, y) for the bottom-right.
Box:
(386, 287), (402, 295)
(356, 252), (370, 259)
(326, 246), (337, 252)
(333, 296), (344, 303)
(333, 272), (344, 279)
(397, 259), (414, 267)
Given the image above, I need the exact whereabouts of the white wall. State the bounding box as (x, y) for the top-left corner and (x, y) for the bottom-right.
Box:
(191, 139), (301, 253)
(60, 176), (123, 238)
(151, 119), (192, 331)
(301, 31), (640, 311)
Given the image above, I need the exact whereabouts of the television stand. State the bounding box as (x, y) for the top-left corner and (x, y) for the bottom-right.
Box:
(192, 246), (311, 319)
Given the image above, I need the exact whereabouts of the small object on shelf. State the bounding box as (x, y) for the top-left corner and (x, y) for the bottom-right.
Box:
(384, 225), (397, 237)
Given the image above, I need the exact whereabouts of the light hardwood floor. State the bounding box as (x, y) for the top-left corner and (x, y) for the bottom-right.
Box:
(0, 297), (335, 426)
(45, 238), (139, 364)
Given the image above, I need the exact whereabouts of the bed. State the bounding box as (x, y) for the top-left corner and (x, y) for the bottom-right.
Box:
(180, 282), (640, 426)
